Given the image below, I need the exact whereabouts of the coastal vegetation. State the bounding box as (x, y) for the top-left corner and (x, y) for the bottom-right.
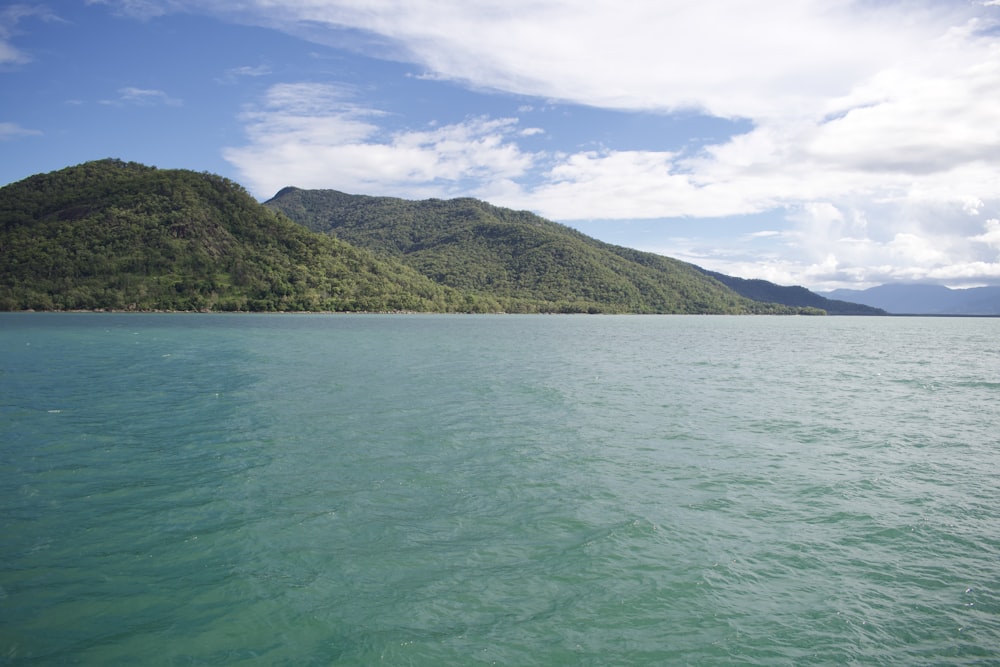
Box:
(1, 159), (848, 314)
(0, 160), (470, 312)
(265, 187), (825, 314)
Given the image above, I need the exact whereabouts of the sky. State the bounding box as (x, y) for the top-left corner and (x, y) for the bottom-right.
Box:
(2, 1), (1000, 290)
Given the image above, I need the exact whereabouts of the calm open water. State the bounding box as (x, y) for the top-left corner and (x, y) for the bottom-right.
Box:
(2, 313), (999, 665)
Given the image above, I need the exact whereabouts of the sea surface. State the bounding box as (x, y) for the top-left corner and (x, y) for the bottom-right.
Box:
(2, 313), (999, 665)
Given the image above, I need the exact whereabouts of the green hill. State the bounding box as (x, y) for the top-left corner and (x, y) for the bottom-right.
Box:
(1, 160), (855, 314)
(265, 187), (819, 314)
(0, 160), (470, 312)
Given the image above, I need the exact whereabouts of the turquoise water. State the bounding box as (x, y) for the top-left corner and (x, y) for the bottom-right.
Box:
(2, 313), (999, 665)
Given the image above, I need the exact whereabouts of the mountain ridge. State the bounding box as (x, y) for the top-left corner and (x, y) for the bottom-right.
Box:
(822, 284), (1000, 315)
(264, 186), (839, 315)
(697, 269), (884, 316)
(1, 160), (874, 314)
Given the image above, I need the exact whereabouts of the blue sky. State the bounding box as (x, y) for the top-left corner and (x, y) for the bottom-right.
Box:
(3, 0), (1000, 290)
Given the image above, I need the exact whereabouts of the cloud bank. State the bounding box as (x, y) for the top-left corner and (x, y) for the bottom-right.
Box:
(97, 1), (1000, 287)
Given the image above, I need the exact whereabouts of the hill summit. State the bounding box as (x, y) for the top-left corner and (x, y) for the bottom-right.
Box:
(0, 160), (465, 312)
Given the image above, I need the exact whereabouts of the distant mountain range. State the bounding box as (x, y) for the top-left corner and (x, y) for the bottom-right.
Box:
(1, 159), (882, 315)
(821, 284), (1000, 315)
(695, 269), (884, 316)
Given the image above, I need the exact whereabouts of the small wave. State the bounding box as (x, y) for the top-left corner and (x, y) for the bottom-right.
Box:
(954, 380), (1000, 391)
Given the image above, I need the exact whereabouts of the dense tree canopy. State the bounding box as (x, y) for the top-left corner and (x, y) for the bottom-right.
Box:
(1, 160), (849, 314)
(265, 187), (824, 314)
(0, 160), (471, 312)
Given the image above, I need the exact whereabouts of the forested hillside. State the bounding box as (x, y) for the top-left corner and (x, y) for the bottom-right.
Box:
(2, 160), (857, 314)
(0, 160), (470, 312)
(265, 187), (820, 314)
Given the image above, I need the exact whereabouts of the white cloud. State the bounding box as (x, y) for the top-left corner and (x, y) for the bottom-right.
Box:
(224, 82), (535, 198)
(964, 198), (985, 216)
(0, 41), (25, 65)
(115, 0), (1000, 287)
(1, 4), (63, 64)
(504, 148), (787, 220)
(672, 198), (1000, 290)
(83, 0), (180, 20)
(218, 64), (272, 84)
(208, 2), (1000, 202)
(0, 121), (41, 140)
(104, 87), (183, 106)
(973, 218), (1000, 248)
(106, 1), (989, 117)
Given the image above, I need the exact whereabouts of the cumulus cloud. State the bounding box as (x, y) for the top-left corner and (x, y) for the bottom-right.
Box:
(224, 82), (535, 198)
(973, 218), (1000, 249)
(672, 198), (1000, 290)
